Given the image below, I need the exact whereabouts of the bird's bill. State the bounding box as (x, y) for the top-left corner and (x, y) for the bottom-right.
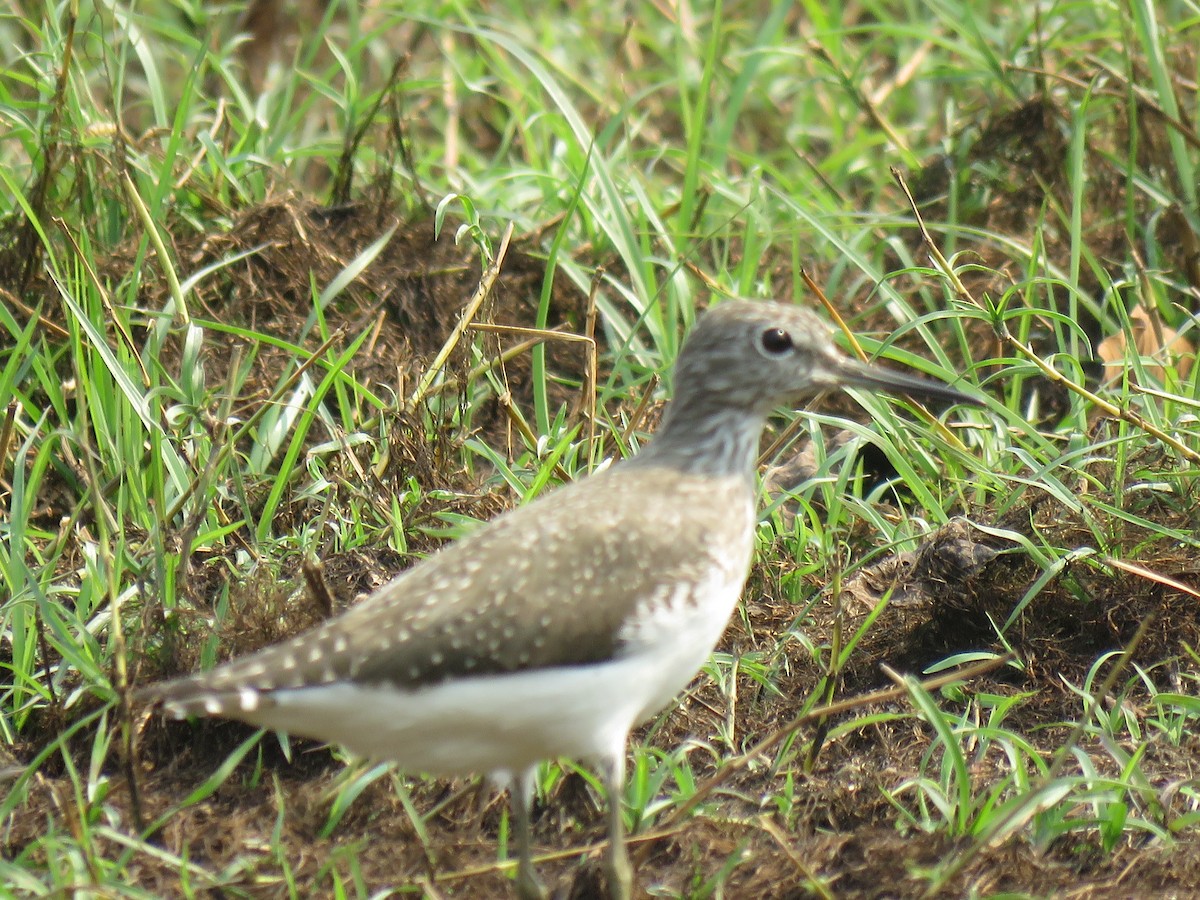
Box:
(825, 355), (984, 407)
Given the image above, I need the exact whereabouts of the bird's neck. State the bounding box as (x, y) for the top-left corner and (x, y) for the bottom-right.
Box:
(629, 393), (766, 481)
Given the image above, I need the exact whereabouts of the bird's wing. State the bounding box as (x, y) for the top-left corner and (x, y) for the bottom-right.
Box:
(140, 466), (752, 714)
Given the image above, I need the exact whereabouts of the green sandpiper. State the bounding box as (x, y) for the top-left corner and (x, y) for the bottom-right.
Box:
(141, 299), (980, 898)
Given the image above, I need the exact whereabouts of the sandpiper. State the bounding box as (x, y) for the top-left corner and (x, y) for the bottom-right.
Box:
(141, 300), (979, 898)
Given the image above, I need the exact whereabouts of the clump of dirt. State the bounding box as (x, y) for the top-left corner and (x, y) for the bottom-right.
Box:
(751, 429), (1200, 742)
(898, 95), (1199, 423)
(909, 98), (1068, 236)
(835, 435), (1200, 694)
(159, 194), (593, 434)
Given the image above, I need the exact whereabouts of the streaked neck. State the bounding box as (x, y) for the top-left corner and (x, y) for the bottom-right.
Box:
(628, 393), (765, 480)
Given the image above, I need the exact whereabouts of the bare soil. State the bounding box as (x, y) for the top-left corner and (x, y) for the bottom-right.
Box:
(8, 98), (1200, 898)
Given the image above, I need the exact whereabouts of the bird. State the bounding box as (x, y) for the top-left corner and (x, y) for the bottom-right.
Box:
(140, 300), (980, 899)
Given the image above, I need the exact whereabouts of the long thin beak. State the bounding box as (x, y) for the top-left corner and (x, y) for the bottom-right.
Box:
(828, 355), (984, 407)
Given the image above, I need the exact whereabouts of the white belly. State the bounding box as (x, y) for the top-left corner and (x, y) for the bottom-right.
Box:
(236, 566), (748, 777)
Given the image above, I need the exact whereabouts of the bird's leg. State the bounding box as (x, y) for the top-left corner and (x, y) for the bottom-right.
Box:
(511, 768), (547, 900)
(602, 751), (632, 900)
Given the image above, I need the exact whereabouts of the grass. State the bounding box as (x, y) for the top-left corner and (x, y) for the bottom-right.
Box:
(3, 0), (1200, 896)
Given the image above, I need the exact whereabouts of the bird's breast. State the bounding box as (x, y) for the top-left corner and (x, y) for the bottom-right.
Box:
(614, 535), (754, 723)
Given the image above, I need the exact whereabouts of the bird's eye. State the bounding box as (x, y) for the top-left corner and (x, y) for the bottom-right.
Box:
(760, 327), (793, 355)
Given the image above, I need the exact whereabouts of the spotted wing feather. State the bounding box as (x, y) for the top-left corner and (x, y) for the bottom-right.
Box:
(140, 465), (752, 718)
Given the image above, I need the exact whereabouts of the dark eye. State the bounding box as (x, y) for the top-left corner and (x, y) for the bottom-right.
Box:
(761, 327), (793, 355)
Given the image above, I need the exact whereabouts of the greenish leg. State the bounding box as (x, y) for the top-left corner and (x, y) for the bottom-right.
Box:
(511, 769), (547, 900)
(603, 752), (632, 900)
